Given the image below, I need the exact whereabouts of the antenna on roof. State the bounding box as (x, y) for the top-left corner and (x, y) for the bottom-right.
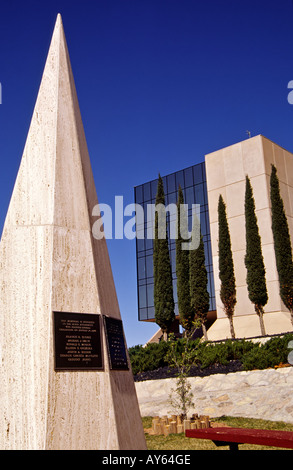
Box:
(246, 130), (251, 139)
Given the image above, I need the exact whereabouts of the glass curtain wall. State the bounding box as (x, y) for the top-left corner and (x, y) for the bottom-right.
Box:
(134, 162), (216, 322)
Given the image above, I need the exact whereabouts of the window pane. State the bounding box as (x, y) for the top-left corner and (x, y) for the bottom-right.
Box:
(151, 180), (158, 200)
(174, 303), (179, 316)
(147, 307), (155, 319)
(173, 279), (178, 303)
(145, 236), (153, 250)
(135, 185), (143, 204)
(195, 184), (205, 207)
(204, 242), (209, 265)
(143, 182), (151, 201)
(202, 163), (206, 181)
(193, 164), (203, 185)
(136, 237), (145, 252)
(138, 257), (146, 279)
(146, 255), (153, 278)
(167, 174), (176, 193)
(203, 183), (208, 205)
(167, 192), (177, 205)
(162, 176), (167, 195)
(186, 213), (192, 234)
(205, 210), (211, 235)
(139, 286), (147, 308)
(200, 211), (207, 236)
(147, 284), (154, 307)
(170, 249), (176, 273)
(176, 170), (184, 190)
(136, 215), (144, 236)
(142, 201), (149, 220)
(207, 241), (212, 264)
(185, 186), (195, 206)
(184, 167), (193, 187)
(139, 308), (148, 320)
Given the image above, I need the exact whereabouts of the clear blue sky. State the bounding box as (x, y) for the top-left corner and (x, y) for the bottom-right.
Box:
(0, 0), (293, 347)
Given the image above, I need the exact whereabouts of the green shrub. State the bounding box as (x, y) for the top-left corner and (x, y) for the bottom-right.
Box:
(241, 334), (293, 371)
(129, 334), (293, 376)
(241, 344), (270, 371)
(196, 342), (229, 368)
(129, 341), (170, 375)
(194, 339), (255, 369)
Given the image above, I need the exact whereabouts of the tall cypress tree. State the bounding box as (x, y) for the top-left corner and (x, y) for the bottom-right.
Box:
(218, 195), (236, 338)
(244, 176), (268, 335)
(189, 213), (210, 341)
(270, 165), (293, 325)
(176, 185), (193, 332)
(153, 175), (175, 336)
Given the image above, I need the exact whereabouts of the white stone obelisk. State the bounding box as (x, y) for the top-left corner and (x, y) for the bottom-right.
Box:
(0, 14), (146, 450)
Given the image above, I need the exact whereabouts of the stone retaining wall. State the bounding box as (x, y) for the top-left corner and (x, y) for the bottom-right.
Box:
(135, 367), (293, 423)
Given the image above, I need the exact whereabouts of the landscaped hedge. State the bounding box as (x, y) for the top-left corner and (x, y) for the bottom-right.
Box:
(129, 341), (170, 375)
(128, 333), (293, 376)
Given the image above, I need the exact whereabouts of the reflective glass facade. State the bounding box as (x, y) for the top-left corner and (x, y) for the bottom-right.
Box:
(134, 162), (216, 322)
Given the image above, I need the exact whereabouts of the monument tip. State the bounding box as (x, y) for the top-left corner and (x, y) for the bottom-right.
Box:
(56, 13), (63, 26)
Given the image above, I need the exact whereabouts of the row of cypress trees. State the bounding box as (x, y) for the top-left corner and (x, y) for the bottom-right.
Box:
(153, 175), (175, 337)
(153, 175), (210, 339)
(271, 166), (293, 323)
(218, 164), (293, 338)
(153, 164), (293, 340)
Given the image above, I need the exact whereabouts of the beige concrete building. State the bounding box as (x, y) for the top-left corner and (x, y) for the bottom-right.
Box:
(136, 135), (293, 343)
(206, 135), (293, 340)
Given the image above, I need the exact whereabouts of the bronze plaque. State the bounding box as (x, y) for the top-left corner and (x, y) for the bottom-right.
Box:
(103, 316), (129, 370)
(53, 312), (103, 371)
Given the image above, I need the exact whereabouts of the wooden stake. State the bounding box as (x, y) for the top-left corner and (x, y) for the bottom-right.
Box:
(154, 423), (162, 435)
(204, 416), (210, 428)
(170, 421), (177, 434)
(163, 425), (171, 436)
(183, 419), (191, 432)
(152, 418), (159, 433)
(177, 424), (184, 433)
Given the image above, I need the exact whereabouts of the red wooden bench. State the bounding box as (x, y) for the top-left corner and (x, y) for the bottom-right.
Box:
(185, 427), (293, 450)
